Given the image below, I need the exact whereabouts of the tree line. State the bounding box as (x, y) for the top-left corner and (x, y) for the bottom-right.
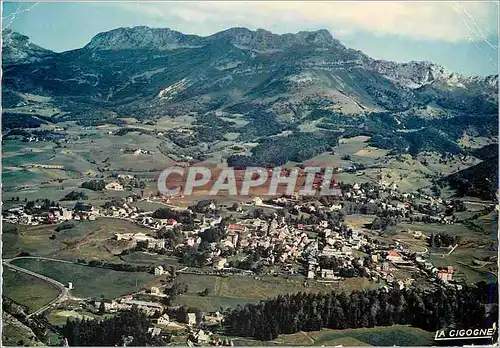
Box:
(428, 233), (459, 248)
(61, 308), (169, 346)
(224, 281), (498, 341)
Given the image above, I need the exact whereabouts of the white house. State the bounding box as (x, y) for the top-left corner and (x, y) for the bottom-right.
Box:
(320, 269), (337, 280)
(154, 266), (165, 276)
(252, 197), (263, 206)
(105, 181), (124, 191)
(157, 314), (170, 326)
(148, 327), (162, 337)
(185, 312), (197, 326)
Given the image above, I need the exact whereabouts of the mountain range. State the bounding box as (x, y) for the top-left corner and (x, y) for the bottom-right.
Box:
(3, 26), (497, 116)
(2, 25), (498, 198)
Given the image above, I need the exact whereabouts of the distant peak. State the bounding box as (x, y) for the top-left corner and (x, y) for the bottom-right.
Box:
(2, 29), (53, 65)
(209, 27), (342, 51)
(84, 26), (202, 51)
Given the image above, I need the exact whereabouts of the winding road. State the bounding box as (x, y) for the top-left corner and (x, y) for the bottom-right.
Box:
(3, 257), (76, 317)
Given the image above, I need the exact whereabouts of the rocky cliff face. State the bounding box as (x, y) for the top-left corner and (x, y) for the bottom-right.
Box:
(83, 26), (203, 51)
(368, 59), (498, 93)
(83, 26), (346, 52)
(210, 27), (344, 51)
(2, 29), (54, 65)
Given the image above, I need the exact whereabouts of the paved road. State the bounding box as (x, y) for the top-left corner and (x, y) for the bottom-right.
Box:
(4, 256), (75, 264)
(3, 257), (72, 317)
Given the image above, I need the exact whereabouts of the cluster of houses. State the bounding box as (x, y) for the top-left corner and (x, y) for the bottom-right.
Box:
(84, 295), (229, 345)
(4, 205), (73, 225)
(373, 246), (459, 288)
(115, 232), (166, 250)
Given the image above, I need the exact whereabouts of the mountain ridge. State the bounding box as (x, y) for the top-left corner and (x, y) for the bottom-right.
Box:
(2, 26), (498, 120)
(2, 29), (55, 65)
(1, 26), (498, 182)
(77, 26), (497, 84)
(83, 26), (346, 52)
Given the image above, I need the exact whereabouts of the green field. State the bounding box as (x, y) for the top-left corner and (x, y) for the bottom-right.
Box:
(11, 259), (155, 299)
(121, 252), (181, 266)
(174, 273), (381, 312)
(265, 325), (434, 346)
(2, 218), (150, 261)
(2, 267), (60, 314)
(47, 309), (115, 326)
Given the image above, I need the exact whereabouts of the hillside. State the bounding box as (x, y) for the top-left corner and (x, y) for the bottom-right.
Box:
(2, 26), (498, 179)
(445, 144), (499, 200)
(2, 29), (55, 65)
(3, 26), (497, 116)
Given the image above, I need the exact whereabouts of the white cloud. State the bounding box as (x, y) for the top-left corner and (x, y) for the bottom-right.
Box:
(107, 1), (498, 43)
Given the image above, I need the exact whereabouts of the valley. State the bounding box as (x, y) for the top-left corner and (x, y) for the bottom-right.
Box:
(1, 24), (498, 347)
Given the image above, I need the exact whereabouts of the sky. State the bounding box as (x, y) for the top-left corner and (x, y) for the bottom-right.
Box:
(2, 1), (498, 76)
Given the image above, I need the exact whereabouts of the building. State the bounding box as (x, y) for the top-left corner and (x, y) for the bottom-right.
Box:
(120, 299), (163, 314)
(150, 287), (161, 295)
(154, 266), (165, 276)
(191, 329), (211, 344)
(73, 202), (95, 214)
(88, 299), (118, 313)
(148, 327), (162, 337)
(320, 269), (338, 280)
(252, 197), (263, 206)
(437, 267), (455, 282)
(227, 223), (246, 233)
(381, 262), (390, 272)
(60, 208), (73, 221)
(386, 250), (403, 263)
(148, 238), (166, 250)
(226, 232), (239, 247)
(202, 311), (224, 325)
(105, 181), (124, 191)
(20, 214), (33, 225)
(157, 314), (170, 326)
(184, 312), (197, 326)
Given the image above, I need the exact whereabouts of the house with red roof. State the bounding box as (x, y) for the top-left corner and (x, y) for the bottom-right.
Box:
(227, 223), (246, 233)
(386, 250), (403, 263)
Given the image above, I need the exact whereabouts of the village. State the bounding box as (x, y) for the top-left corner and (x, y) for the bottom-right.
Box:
(4, 173), (476, 344)
(3, 176), (469, 287)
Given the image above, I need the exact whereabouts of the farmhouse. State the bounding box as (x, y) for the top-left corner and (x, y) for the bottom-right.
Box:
(154, 266), (165, 276)
(386, 250), (403, 263)
(184, 312), (197, 326)
(227, 223), (246, 233)
(320, 269), (338, 280)
(252, 197), (263, 206)
(437, 266), (455, 282)
(105, 181), (124, 191)
(157, 314), (170, 326)
(120, 299), (163, 315)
